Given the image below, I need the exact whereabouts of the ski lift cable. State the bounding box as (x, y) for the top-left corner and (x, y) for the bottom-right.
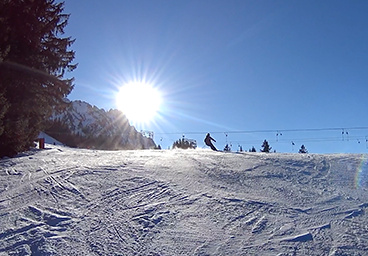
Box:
(214, 135), (368, 145)
(155, 126), (368, 135)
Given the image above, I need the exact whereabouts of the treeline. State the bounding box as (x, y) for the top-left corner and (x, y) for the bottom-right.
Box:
(172, 137), (309, 153)
(172, 138), (197, 149)
(249, 140), (308, 153)
(45, 120), (147, 150)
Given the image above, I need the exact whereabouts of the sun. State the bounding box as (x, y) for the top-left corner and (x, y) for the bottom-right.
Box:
(116, 82), (161, 124)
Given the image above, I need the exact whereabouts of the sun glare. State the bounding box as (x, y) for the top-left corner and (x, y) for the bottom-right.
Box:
(116, 82), (161, 124)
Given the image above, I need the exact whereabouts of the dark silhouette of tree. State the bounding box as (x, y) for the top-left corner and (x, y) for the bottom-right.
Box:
(299, 144), (308, 153)
(172, 138), (197, 149)
(260, 140), (272, 153)
(0, 92), (9, 137)
(249, 146), (257, 152)
(224, 144), (231, 152)
(0, 0), (76, 157)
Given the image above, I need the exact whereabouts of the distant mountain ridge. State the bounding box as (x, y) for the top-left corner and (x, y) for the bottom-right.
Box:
(45, 100), (156, 150)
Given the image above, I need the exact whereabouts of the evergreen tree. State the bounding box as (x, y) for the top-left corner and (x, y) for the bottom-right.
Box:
(224, 144), (231, 152)
(299, 144), (308, 153)
(0, 92), (9, 137)
(0, 0), (76, 157)
(172, 138), (196, 149)
(260, 139), (272, 153)
(249, 146), (257, 152)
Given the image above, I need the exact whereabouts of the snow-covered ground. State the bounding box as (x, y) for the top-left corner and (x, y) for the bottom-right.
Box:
(1, 145), (368, 255)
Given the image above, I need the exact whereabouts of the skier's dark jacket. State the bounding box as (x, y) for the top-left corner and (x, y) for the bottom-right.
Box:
(204, 133), (215, 146)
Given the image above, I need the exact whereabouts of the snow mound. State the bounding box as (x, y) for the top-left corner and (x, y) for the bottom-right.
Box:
(1, 145), (368, 255)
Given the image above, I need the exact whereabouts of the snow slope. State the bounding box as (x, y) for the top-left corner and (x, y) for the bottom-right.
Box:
(37, 132), (64, 146)
(1, 145), (368, 255)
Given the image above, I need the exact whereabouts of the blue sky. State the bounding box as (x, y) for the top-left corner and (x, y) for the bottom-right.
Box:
(62, 0), (368, 153)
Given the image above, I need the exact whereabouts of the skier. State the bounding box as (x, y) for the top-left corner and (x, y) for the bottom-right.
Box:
(204, 133), (217, 151)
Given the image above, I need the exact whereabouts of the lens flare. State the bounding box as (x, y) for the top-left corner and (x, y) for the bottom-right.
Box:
(355, 155), (368, 189)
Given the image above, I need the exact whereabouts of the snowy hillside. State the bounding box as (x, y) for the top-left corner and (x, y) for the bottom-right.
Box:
(1, 145), (368, 255)
(48, 100), (155, 149)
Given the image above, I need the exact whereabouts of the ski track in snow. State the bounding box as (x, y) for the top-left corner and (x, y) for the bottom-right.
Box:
(0, 145), (368, 255)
